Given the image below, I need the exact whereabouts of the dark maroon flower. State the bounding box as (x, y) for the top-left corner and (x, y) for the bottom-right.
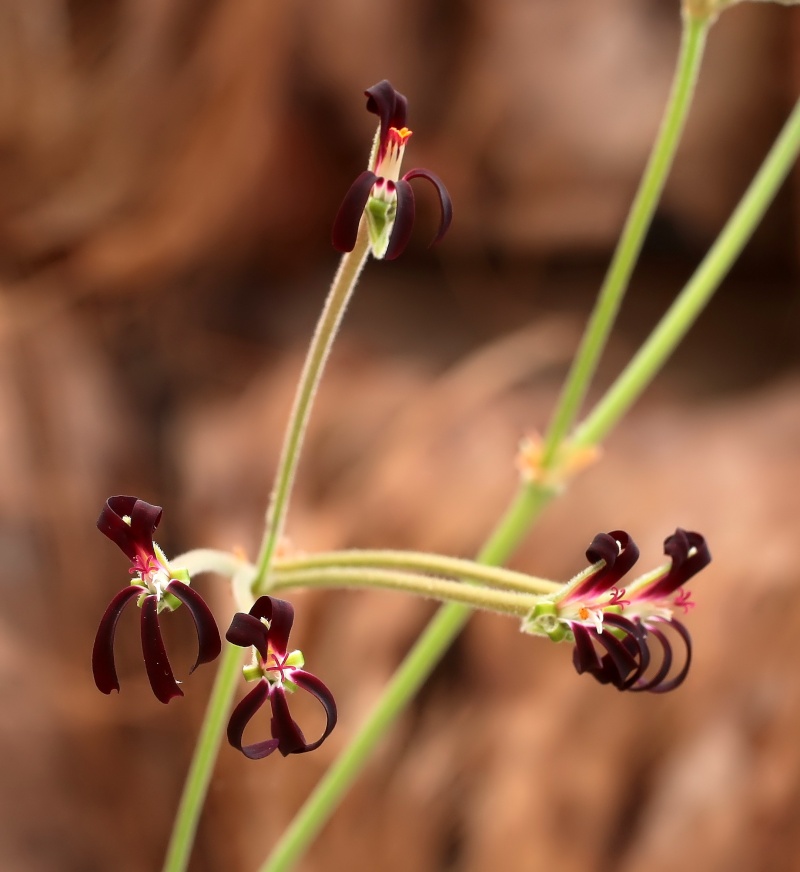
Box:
(525, 528), (710, 693)
(92, 496), (221, 703)
(226, 596), (337, 759)
(332, 79), (452, 260)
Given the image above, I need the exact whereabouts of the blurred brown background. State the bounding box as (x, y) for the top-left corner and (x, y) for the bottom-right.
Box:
(2, 0), (800, 870)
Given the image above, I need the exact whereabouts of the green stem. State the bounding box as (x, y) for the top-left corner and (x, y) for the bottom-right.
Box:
(161, 643), (243, 872)
(253, 227), (372, 590)
(271, 566), (544, 615)
(258, 482), (553, 872)
(274, 549), (561, 595)
(539, 13), (709, 468)
(575, 93), (800, 448)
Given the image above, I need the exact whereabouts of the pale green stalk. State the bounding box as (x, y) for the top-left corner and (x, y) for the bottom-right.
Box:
(253, 227), (372, 589)
(539, 13), (709, 467)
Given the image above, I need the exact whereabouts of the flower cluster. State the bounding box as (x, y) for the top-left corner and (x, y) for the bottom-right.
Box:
(92, 496), (337, 760)
(332, 79), (452, 260)
(524, 528), (710, 692)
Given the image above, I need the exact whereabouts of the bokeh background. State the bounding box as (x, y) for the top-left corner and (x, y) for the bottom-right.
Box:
(3, 1), (800, 870)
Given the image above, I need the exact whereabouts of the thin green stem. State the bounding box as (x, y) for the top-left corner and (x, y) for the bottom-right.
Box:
(258, 483), (554, 872)
(162, 643), (243, 872)
(253, 227), (372, 590)
(575, 93), (800, 449)
(271, 566), (543, 615)
(539, 14), (709, 468)
(274, 549), (560, 595)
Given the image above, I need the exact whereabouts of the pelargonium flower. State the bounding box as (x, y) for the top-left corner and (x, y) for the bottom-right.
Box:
(92, 496), (221, 703)
(332, 79), (453, 260)
(226, 596), (337, 759)
(524, 528), (710, 693)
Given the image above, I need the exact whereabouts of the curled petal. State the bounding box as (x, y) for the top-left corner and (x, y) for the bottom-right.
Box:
(571, 530), (639, 600)
(601, 614), (650, 690)
(332, 171), (377, 252)
(402, 168), (453, 246)
(384, 179), (415, 260)
(648, 529), (711, 598)
(365, 80), (408, 148)
(166, 580), (221, 673)
(226, 612), (270, 660)
(290, 670), (338, 753)
(249, 596), (295, 657)
(634, 618), (692, 694)
(92, 585), (141, 694)
(97, 496), (162, 562)
(593, 627), (641, 688)
(227, 681), (279, 759)
(141, 595), (183, 704)
(571, 624), (603, 676)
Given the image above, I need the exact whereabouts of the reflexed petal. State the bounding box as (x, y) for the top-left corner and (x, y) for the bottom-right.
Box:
(167, 580), (221, 672)
(601, 614), (650, 689)
(92, 585), (141, 694)
(575, 530), (639, 598)
(140, 595), (183, 704)
(332, 171), (377, 252)
(571, 624), (603, 675)
(97, 495), (162, 561)
(647, 529), (711, 598)
(637, 617), (692, 694)
(593, 627), (640, 688)
(402, 168), (453, 245)
(270, 686), (309, 756)
(227, 681), (279, 759)
(226, 612), (270, 660)
(291, 670), (338, 753)
(384, 179), (415, 260)
(249, 596), (295, 657)
(365, 80), (408, 147)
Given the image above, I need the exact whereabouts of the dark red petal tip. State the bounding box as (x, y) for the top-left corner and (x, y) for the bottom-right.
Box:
(652, 529), (711, 596)
(227, 681), (279, 760)
(140, 596), (183, 704)
(384, 179), (415, 260)
(332, 171), (377, 252)
(270, 687), (309, 756)
(249, 596), (295, 657)
(92, 585), (141, 694)
(226, 612), (270, 661)
(402, 168), (453, 246)
(365, 80), (408, 145)
(98, 496), (162, 561)
(166, 581), (221, 673)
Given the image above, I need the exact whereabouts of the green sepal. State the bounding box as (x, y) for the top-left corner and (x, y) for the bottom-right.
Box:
(522, 600), (568, 642)
(243, 663), (263, 683)
(365, 196), (397, 259)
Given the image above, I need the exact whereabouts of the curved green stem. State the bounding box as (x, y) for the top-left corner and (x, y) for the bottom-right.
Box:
(274, 549), (560, 595)
(539, 13), (709, 467)
(575, 92), (800, 448)
(161, 643), (243, 872)
(253, 227), (372, 590)
(271, 566), (543, 615)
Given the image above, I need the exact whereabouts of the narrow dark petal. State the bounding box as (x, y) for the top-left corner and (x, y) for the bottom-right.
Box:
(402, 168), (453, 245)
(140, 595), (183, 704)
(270, 686), (309, 757)
(641, 618), (692, 694)
(571, 624), (603, 675)
(226, 613), (270, 660)
(98, 496), (162, 561)
(92, 585), (141, 694)
(648, 529), (712, 598)
(572, 530), (640, 599)
(332, 171), (377, 252)
(227, 681), (279, 760)
(249, 596), (295, 657)
(603, 614), (650, 689)
(631, 626), (673, 693)
(291, 670), (338, 753)
(384, 179), (415, 260)
(593, 628), (640, 688)
(166, 580), (221, 673)
(365, 80), (408, 146)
